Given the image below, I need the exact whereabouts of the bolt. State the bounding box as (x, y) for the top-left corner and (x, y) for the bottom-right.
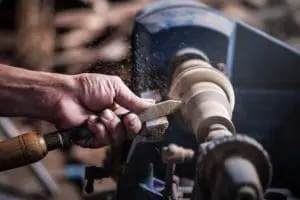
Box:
(162, 144), (194, 164)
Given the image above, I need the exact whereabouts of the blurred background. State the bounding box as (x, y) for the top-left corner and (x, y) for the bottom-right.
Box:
(0, 0), (298, 199)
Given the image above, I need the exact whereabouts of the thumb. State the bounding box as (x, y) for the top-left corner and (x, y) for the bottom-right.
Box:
(113, 78), (155, 112)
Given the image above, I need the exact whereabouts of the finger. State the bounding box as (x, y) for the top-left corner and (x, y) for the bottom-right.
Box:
(123, 113), (142, 139)
(109, 102), (121, 111)
(100, 109), (125, 145)
(112, 77), (155, 112)
(109, 103), (129, 116)
(84, 115), (110, 148)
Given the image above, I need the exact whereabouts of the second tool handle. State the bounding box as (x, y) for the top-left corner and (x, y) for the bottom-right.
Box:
(46, 124), (95, 150)
(0, 124), (95, 172)
(0, 132), (48, 172)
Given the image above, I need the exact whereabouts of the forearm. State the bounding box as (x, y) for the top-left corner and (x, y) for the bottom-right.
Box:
(0, 64), (75, 121)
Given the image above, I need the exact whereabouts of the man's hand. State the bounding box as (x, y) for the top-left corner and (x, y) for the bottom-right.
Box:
(52, 73), (154, 148)
(0, 64), (153, 148)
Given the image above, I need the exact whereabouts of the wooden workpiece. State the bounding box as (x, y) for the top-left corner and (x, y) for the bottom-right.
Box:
(169, 59), (236, 143)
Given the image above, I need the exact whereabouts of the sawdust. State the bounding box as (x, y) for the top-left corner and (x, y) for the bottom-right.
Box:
(0, 0), (299, 199)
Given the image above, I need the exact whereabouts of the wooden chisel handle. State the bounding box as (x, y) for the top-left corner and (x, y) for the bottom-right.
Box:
(0, 124), (94, 172)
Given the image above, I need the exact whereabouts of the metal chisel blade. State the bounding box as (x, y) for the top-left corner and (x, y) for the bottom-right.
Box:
(138, 100), (182, 122)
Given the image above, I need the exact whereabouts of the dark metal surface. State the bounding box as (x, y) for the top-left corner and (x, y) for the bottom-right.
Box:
(75, 1), (300, 199)
(130, 0), (300, 197)
(196, 135), (270, 200)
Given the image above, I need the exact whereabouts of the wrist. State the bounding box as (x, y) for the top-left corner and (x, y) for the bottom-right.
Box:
(30, 71), (78, 122)
(0, 65), (77, 121)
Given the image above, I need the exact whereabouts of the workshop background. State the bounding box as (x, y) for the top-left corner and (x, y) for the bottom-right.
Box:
(0, 0), (298, 199)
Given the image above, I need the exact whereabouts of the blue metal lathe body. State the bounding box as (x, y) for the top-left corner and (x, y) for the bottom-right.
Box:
(124, 0), (300, 199)
(77, 1), (300, 199)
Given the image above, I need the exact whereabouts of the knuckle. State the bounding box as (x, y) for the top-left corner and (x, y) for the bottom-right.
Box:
(108, 117), (121, 131)
(113, 75), (122, 82)
(76, 73), (93, 93)
(101, 112), (120, 131)
(106, 75), (123, 95)
(96, 123), (106, 135)
(113, 76), (126, 89)
(88, 118), (105, 134)
(124, 113), (141, 132)
(77, 73), (90, 84)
